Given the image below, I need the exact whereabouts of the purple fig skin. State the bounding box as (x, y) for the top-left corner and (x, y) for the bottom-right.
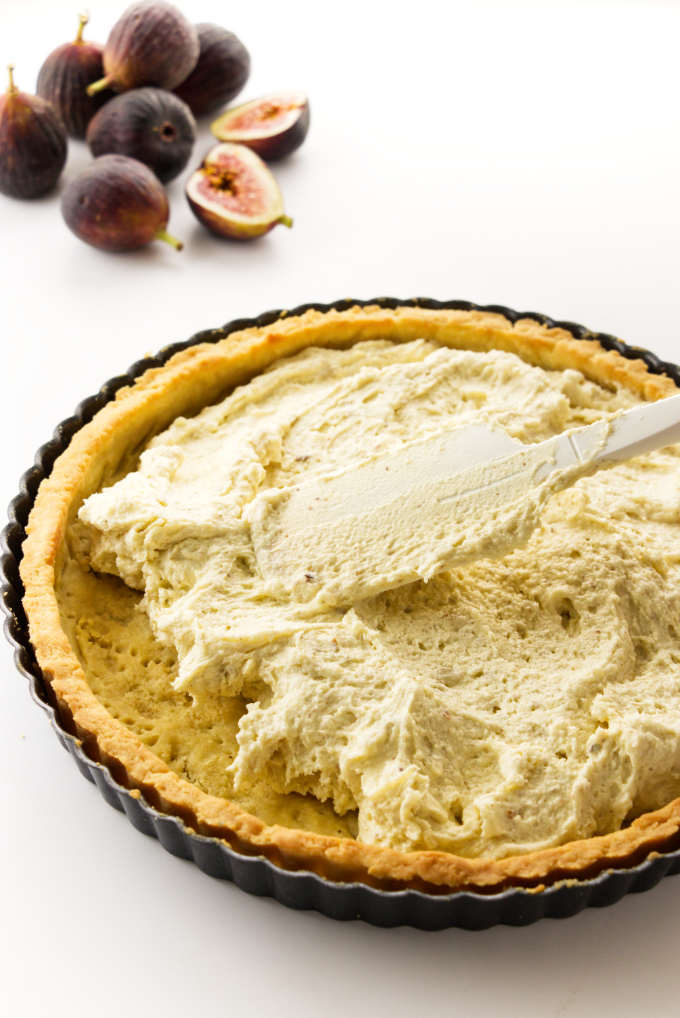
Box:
(61, 154), (183, 252)
(0, 65), (67, 199)
(88, 1), (199, 95)
(173, 23), (250, 117)
(211, 92), (310, 161)
(87, 88), (195, 183)
(36, 13), (113, 137)
(186, 142), (292, 241)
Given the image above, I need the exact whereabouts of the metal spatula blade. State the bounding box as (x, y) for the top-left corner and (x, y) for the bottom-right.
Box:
(247, 392), (680, 607)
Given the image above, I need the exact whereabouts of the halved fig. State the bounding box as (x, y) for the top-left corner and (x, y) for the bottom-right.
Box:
(186, 142), (292, 240)
(211, 91), (309, 161)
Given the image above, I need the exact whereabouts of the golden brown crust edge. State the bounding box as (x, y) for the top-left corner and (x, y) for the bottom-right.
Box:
(19, 305), (680, 893)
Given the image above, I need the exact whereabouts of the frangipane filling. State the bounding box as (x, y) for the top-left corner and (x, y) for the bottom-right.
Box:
(73, 339), (680, 858)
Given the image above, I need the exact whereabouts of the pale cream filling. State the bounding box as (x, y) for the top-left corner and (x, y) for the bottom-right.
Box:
(78, 339), (680, 857)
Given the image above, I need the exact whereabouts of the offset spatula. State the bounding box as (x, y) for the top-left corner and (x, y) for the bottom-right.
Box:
(246, 392), (680, 607)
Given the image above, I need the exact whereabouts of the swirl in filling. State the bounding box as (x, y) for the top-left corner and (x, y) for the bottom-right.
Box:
(78, 339), (680, 857)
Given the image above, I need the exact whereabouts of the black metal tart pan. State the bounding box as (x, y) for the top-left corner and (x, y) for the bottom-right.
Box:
(4, 296), (680, 930)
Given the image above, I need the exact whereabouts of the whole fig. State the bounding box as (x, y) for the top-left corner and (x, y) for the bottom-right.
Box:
(88, 1), (199, 96)
(0, 65), (67, 199)
(87, 88), (195, 183)
(174, 24), (250, 117)
(36, 13), (112, 137)
(61, 154), (183, 252)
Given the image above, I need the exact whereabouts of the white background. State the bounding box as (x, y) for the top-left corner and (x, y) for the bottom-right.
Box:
(2, 0), (680, 1014)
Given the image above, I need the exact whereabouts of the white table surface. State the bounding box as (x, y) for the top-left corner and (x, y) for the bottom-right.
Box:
(2, 1), (679, 1014)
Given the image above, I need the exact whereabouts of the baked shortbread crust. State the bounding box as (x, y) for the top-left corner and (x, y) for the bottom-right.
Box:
(21, 305), (680, 892)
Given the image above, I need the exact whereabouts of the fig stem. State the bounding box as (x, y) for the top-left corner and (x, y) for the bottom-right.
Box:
(75, 11), (89, 44)
(87, 75), (112, 96)
(279, 215), (293, 229)
(155, 228), (184, 251)
(7, 64), (17, 94)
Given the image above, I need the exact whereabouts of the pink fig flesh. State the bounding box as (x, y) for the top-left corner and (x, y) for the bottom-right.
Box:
(186, 142), (292, 240)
